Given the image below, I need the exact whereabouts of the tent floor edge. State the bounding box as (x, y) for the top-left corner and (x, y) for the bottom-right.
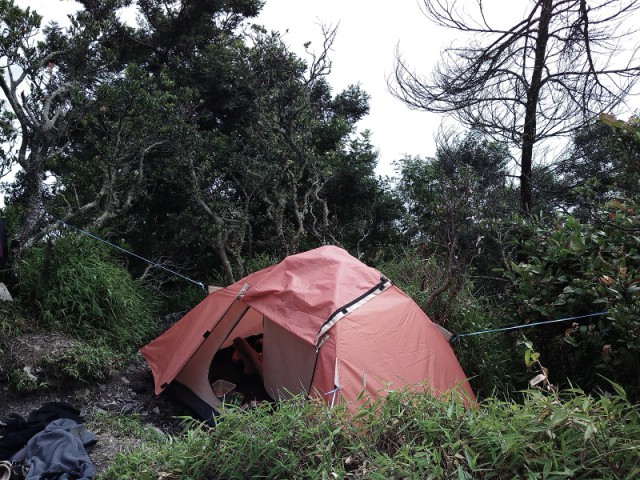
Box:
(165, 381), (220, 424)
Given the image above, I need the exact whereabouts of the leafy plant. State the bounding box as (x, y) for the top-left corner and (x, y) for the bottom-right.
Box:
(18, 234), (159, 352)
(87, 411), (168, 444)
(100, 387), (640, 479)
(0, 301), (29, 338)
(502, 201), (640, 398)
(41, 342), (118, 384)
(1, 333), (118, 391)
(6, 367), (49, 393)
(157, 285), (207, 317)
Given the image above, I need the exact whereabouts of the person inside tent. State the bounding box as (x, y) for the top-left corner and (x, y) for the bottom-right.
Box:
(232, 337), (264, 382)
(208, 334), (270, 407)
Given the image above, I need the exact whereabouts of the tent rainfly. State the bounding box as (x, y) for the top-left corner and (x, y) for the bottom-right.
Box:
(141, 246), (475, 417)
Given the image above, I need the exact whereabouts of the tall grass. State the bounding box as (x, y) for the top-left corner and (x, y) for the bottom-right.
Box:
(100, 386), (640, 479)
(19, 234), (158, 352)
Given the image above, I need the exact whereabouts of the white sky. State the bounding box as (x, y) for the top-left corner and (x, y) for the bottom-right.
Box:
(12, 0), (640, 179)
(256, 1), (458, 177)
(255, 1), (640, 176)
(16, 0), (464, 178)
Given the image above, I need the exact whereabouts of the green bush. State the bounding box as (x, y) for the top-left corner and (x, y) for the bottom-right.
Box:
(2, 334), (118, 393)
(244, 252), (280, 276)
(87, 411), (167, 444)
(0, 301), (29, 338)
(41, 341), (117, 384)
(100, 386), (640, 479)
(18, 234), (159, 352)
(502, 201), (640, 398)
(157, 284), (207, 316)
(374, 249), (433, 308)
(6, 367), (49, 393)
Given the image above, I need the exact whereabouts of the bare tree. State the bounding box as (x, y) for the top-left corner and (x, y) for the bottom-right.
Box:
(390, 0), (640, 212)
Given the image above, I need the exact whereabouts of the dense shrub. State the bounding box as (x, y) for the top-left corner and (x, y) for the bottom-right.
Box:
(99, 386), (640, 479)
(18, 234), (159, 352)
(375, 249), (477, 325)
(502, 201), (640, 398)
(0, 301), (29, 338)
(157, 284), (207, 317)
(2, 335), (117, 393)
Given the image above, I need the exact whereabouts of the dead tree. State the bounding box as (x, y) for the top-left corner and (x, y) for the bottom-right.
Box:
(390, 0), (640, 212)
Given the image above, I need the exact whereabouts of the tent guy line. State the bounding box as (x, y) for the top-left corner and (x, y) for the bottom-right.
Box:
(51, 220), (608, 346)
(449, 311), (610, 342)
(55, 219), (206, 290)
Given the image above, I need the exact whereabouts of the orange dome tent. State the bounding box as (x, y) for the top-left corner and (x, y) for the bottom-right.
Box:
(140, 246), (474, 417)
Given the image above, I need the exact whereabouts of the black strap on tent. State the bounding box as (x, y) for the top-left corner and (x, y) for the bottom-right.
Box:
(316, 276), (390, 342)
(327, 276), (389, 321)
(306, 277), (390, 398)
(449, 311), (609, 342)
(305, 349), (323, 400)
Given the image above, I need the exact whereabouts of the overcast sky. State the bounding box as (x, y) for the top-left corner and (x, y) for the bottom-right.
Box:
(13, 0), (640, 178)
(256, 1), (459, 177)
(254, 1), (539, 177)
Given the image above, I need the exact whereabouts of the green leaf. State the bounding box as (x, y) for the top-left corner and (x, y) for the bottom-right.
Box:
(524, 349), (532, 367)
(569, 237), (585, 251)
(547, 410), (568, 428)
(584, 423), (596, 442)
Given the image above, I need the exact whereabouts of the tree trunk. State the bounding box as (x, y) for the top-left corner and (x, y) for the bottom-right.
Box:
(521, 0), (553, 212)
(14, 147), (47, 253)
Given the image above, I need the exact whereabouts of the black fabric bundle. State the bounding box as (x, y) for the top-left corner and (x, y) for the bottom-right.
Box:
(0, 402), (96, 479)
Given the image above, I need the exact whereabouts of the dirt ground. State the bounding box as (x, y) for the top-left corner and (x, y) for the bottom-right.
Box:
(0, 342), (189, 473)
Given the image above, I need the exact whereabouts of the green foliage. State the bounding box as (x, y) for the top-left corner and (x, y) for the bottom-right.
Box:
(3, 0), (393, 287)
(543, 119), (640, 215)
(48, 63), (198, 217)
(244, 253), (280, 275)
(41, 342), (117, 384)
(4, 340), (117, 393)
(0, 301), (28, 338)
(100, 388), (640, 479)
(395, 132), (517, 297)
(18, 234), (159, 352)
(600, 113), (640, 147)
(395, 132), (514, 242)
(87, 411), (167, 444)
(157, 285), (208, 316)
(375, 248), (474, 322)
(502, 201), (640, 398)
(323, 132), (404, 259)
(6, 367), (49, 393)
(449, 310), (521, 399)
(97, 418), (216, 479)
(374, 249), (434, 308)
